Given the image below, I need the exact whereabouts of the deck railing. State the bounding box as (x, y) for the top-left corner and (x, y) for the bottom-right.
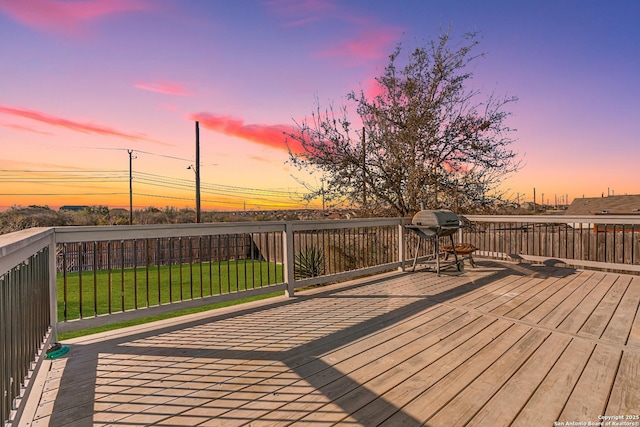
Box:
(0, 228), (55, 426)
(52, 219), (410, 334)
(462, 215), (640, 273)
(54, 223), (289, 333)
(2, 214), (640, 425)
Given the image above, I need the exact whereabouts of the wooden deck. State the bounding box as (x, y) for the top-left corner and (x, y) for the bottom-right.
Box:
(25, 260), (640, 426)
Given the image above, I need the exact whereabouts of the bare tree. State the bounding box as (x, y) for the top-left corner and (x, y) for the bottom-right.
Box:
(287, 29), (520, 216)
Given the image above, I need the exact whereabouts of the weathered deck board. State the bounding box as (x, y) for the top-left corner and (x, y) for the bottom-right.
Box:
(345, 318), (511, 426)
(25, 261), (640, 427)
(426, 328), (552, 426)
(607, 351), (640, 414)
(602, 275), (640, 344)
(465, 333), (573, 426)
(212, 307), (470, 425)
(294, 315), (499, 425)
(627, 276), (640, 347)
(381, 325), (530, 426)
(537, 271), (609, 329)
(499, 271), (586, 320)
(579, 275), (633, 339)
(521, 270), (601, 325)
(488, 274), (571, 317)
(450, 274), (531, 309)
(557, 273), (618, 334)
(378, 323), (532, 426)
(473, 275), (547, 313)
(559, 344), (622, 421)
(510, 338), (596, 426)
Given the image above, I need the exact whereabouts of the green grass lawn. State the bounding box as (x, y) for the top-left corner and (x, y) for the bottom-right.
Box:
(57, 259), (284, 339)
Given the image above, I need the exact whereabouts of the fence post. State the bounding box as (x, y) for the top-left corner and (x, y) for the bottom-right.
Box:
(282, 222), (296, 297)
(398, 223), (406, 272)
(48, 232), (58, 342)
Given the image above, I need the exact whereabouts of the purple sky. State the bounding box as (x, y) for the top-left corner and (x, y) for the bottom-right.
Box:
(1, 0), (638, 210)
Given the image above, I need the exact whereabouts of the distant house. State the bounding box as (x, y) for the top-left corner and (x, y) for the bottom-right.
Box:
(59, 205), (89, 211)
(565, 195), (640, 215)
(565, 195), (640, 232)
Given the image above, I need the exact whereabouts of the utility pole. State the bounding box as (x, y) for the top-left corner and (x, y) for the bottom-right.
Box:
(533, 187), (536, 214)
(128, 149), (135, 225)
(195, 121), (201, 223)
(362, 127), (367, 211)
(321, 178), (325, 212)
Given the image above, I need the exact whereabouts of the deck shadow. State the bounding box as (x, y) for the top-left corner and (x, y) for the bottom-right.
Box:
(46, 261), (574, 425)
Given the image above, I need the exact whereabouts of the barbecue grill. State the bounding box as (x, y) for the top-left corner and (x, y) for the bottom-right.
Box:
(405, 209), (463, 274)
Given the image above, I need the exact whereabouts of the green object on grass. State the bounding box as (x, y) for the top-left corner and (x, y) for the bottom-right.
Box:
(46, 343), (70, 359)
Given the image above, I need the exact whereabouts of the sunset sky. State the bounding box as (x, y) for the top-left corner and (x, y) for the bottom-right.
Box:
(1, 0), (638, 211)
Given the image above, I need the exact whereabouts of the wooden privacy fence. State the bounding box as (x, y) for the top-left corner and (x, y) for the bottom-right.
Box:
(462, 215), (640, 272)
(57, 233), (278, 273)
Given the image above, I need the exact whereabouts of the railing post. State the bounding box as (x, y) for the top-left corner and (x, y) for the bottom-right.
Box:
(49, 232), (58, 342)
(398, 223), (406, 272)
(282, 222), (296, 297)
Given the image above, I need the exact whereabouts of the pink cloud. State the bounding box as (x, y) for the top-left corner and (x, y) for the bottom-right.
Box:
(265, 0), (402, 66)
(0, 104), (170, 145)
(264, 0), (336, 26)
(0, 0), (149, 35)
(159, 104), (178, 112)
(135, 81), (193, 97)
(363, 76), (386, 100)
(315, 27), (402, 66)
(0, 121), (53, 135)
(191, 113), (303, 154)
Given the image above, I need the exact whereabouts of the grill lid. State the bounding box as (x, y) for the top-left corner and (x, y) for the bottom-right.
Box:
(411, 209), (460, 228)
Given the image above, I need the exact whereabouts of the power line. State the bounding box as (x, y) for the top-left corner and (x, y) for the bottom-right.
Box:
(132, 192), (301, 208)
(133, 171), (308, 198)
(0, 192), (128, 196)
(134, 178), (303, 204)
(77, 147), (203, 164)
(142, 172), (307, 196)
(0, 168), (313, 208)
(132, 149), (194, 163)
(0, 169), (127, 174)
(0, 178), (127, 183)
(0, 169), (307, 195)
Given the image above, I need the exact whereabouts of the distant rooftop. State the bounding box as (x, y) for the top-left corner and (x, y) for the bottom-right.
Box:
(565, 194), (640, 215)
(59, 205), (89, 211)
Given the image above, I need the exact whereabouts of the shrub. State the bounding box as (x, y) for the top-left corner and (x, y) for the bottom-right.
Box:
(294, 246), (325, 279)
